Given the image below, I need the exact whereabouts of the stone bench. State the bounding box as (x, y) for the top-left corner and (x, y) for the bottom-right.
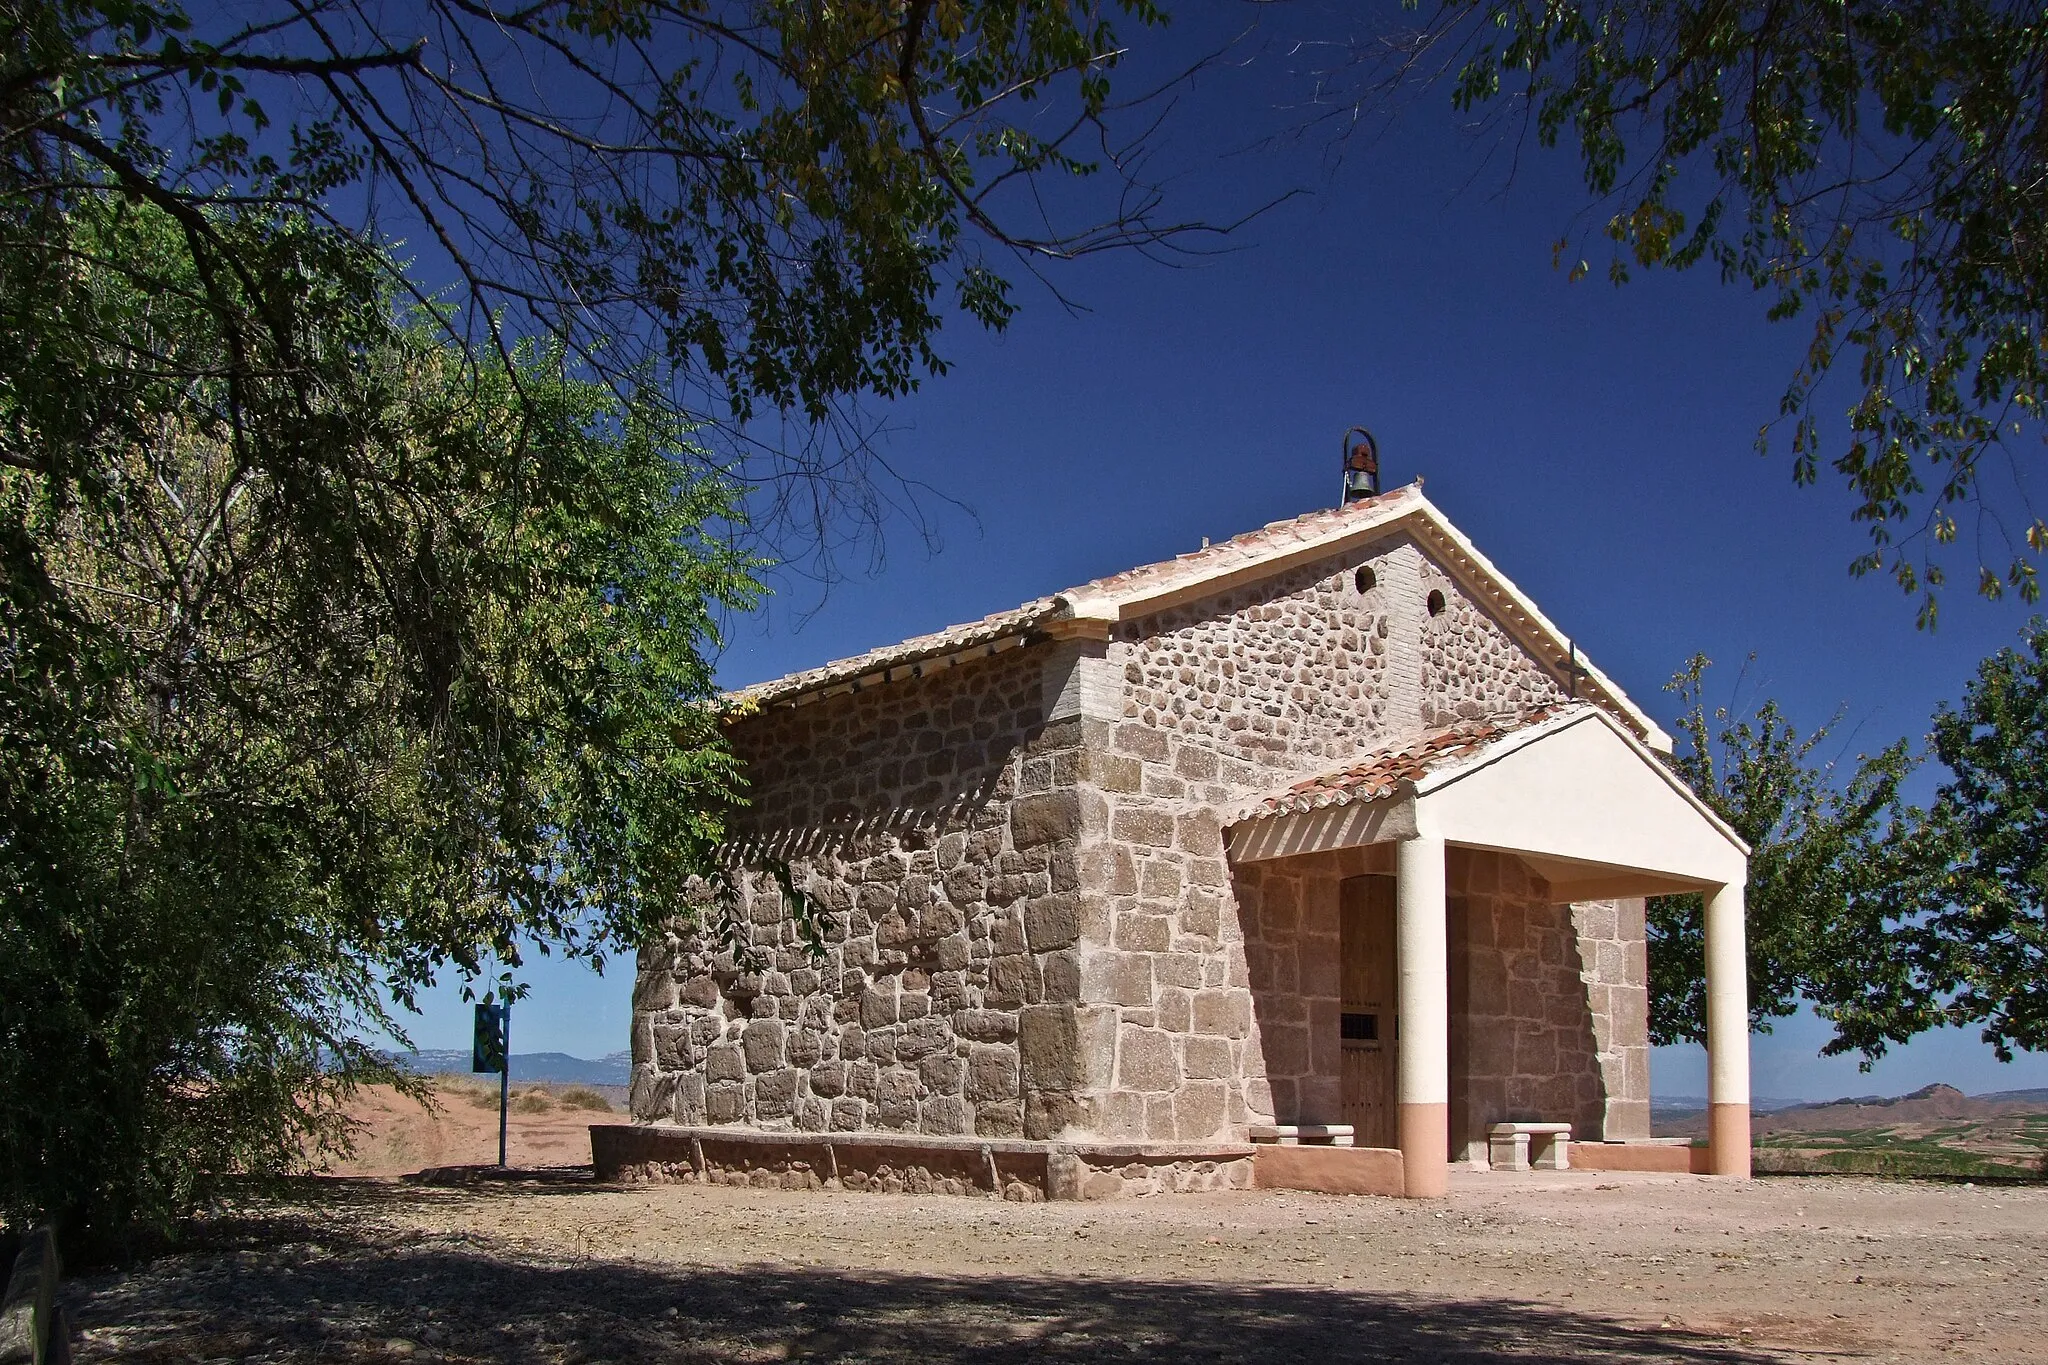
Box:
(1249, 1124), (1355, 1148)
(1488, 1121), (1572, 1171)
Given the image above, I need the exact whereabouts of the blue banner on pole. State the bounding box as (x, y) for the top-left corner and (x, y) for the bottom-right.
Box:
(472, 1002), (509, 1074)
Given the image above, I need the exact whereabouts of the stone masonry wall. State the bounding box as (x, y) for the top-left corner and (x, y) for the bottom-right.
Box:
(1231, 849), (1357, 1128)
(1119, 549), (1402, 770)
(1447, 852), (1606, 1162)
(592, 1124), (1255, 1201)
(1081, 534), (1584, 1142)
(1417, 557), (1569, 727)
(630, 641), (1100, 1142)
(1571, 897), (1652, 1141)
(1235, 845), (1636, 1157)
(1075, 539), (1416, 1142)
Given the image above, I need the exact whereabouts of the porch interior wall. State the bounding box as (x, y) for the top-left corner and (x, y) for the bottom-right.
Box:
(1570, 896), (1652, 1140)
(1447, 850), (1607, 1161)
(1239, 849), (1641, 1157)
(1233, 853), (1346, 1127)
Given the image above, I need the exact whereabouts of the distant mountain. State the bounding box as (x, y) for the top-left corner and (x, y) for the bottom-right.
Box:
(386, 1049), (631, 1085)
(1756, 1082), (2048, 1130)
(1655, 1086), (2048, 1115)
(1650, 1095), (1808, 1115)
(1657, 1082), (2048, 1138)
(1981, 1087), (2048, 1106)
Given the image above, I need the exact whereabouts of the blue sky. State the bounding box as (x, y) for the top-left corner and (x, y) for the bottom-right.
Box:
(391, 6), (2047, 1101)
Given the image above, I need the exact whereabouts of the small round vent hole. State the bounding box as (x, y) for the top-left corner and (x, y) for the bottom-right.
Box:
(1426, 589), (1447, 616)
(1354, 565), (1376, 594)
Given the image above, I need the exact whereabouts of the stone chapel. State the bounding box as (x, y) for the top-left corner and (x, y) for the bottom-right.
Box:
(603, 477), (1754, 1199)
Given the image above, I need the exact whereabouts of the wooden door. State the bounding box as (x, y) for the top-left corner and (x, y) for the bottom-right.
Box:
(1340, 875), (1398, 1148)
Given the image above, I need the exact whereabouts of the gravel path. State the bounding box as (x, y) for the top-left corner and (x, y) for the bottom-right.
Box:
(61, 1169), (2048, 1363)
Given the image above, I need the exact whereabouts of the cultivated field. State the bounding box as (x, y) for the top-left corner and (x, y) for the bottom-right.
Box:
(1752, 1114), (2048, 1179)
(1662, 1084), (2048, 1181)
(60, 1165), (2047, 1363)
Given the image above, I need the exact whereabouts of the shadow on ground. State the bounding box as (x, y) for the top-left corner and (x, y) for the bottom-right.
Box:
(64, 1181), (1780, 1365)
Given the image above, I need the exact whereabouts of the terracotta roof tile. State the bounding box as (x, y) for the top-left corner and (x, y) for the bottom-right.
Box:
(1236, 708), (1562, 823)
(724, 485), (1665, 754)
(1062, 485), (1418, 606)
(729, 597), (1061, 707)
(730, 486), (1419, 708)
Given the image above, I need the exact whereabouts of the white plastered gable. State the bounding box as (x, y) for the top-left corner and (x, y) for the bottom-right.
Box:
(1231, 708), (1748, 898)
(1412, 709), (1747, 892)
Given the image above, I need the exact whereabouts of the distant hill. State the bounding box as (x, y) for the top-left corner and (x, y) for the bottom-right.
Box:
(1755, 1083), (2048, 1134)
(1741, 1085), (2048, 1180)
(1655, 1083), (2048, 1139)
(387, 1049), (631, 1085)
(1651, 1095), (1807, 1116)
(1981, 1087), (2048, 1107)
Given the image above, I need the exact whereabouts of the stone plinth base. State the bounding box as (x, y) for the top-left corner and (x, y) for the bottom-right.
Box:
(1567, 1140), (1709, 1174)
(1252, 1144), (1405, 1196)
(590, 1124), (1255, 1201)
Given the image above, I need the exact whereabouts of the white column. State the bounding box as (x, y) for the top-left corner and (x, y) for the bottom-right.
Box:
(1703, 880), (1751, 1178)
(1395, 833), (1449, 1197)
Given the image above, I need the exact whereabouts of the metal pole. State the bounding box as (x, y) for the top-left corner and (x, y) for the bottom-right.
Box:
(498, 1002), (511, 1169)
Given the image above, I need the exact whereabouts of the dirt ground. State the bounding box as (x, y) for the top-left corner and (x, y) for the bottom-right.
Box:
(328, 1081), (617, 1178)
(60, 1162), (2047, 1364)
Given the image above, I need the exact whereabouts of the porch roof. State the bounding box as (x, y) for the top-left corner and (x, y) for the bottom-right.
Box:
(1226, 706), (1749, 899)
